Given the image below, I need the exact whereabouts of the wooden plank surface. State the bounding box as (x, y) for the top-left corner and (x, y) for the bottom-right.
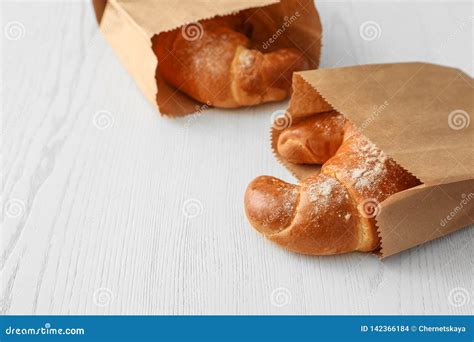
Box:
(2, 0), (473, 315)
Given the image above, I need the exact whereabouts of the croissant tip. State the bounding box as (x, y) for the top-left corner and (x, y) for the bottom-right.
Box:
(244, 176), (298, 236)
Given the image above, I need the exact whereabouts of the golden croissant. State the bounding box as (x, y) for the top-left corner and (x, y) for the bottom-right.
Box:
(245, 112), (421, 255)
(152, 14), (309, 108)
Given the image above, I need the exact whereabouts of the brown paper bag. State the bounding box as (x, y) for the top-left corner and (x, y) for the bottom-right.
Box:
(271, 62), (474, 258)
(92, 0), (322, 116)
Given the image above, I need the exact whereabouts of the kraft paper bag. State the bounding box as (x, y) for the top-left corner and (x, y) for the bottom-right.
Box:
(93, 0), (322, 116)
(271, 62), (473, 258)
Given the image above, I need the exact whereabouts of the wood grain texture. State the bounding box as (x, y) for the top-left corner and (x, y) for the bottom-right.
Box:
(1, 0), (473, 315)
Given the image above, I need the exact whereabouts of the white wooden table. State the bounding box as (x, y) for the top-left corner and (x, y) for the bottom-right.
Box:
(2, 0), (473, 315)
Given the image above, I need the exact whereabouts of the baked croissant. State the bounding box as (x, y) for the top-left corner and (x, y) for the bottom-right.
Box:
(152, 14), (309, 108)
(244, 112), (421, 255)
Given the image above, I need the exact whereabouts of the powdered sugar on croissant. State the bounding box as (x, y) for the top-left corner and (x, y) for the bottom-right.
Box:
(245, 113), (421, 255)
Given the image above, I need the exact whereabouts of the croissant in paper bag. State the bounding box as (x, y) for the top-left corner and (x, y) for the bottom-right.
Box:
(152, 14), (309, 108)
(244, 112), (421, 255)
